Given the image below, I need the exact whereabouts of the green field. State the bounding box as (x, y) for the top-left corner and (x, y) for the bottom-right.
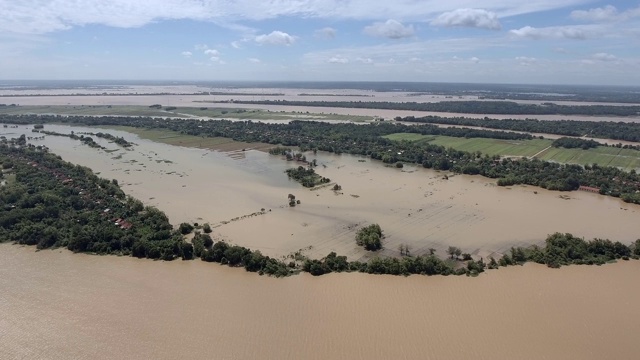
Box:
(384, 133), (640, 171)
(0, 105), (372, 122)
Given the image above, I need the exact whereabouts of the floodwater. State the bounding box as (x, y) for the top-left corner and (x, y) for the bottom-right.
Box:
(1, 243), (640, 360)
(4, 124), (640, 261)
(4, 90), (640, 123)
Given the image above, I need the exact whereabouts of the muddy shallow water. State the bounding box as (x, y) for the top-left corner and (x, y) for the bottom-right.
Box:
(3, 124), (639, 261)
(1, 243), (639, 360)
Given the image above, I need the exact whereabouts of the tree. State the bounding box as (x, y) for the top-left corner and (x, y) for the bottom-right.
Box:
(447, 246), (462, 260)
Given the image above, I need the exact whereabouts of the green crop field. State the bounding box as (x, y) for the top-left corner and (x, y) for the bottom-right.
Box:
(384, 133), (552, 157)
(383, 133), (640, 171)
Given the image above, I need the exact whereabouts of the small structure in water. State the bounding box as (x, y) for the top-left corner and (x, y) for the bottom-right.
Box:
(578, 185), (600, 193)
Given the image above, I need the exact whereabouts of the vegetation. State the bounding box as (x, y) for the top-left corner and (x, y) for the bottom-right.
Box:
(395, 115), (640, 143)
(2, 114), (640, 204)
(285, 166), (330, 188)
(228, 99), (640, 117)
(551, 137), (599, 150)
(355, 224), (383, 251)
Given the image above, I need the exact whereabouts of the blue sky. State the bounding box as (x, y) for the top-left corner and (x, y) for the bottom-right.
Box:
(1, 1), (639, 85)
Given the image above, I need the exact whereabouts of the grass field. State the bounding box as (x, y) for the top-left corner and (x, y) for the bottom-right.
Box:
(99, 126), (273, 152)
(384, 133), (640, 170)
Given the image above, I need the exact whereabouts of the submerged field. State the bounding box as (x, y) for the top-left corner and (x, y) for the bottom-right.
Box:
(4, 124), (640, 262)
(384, 133), (640, 170)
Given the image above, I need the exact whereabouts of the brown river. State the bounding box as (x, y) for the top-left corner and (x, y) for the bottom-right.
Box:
(2, 243), (640, 360)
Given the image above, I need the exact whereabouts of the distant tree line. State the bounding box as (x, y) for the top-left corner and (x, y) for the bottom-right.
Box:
(228, 100), (640, 117)
(395, 115), (640, 143)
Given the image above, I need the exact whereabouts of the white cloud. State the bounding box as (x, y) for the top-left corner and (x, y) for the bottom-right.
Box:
(509, 25), (601, 40)
(315, 27), (336, 39)
(591, 52), (616, 61)
(181, 51), (192, 57)
(328, 56), (349, 64)
(356, 57), (373, 64)
(255, 31), (296, 46)
(470, 56), (480, 63)
(431, 9), (501, 30)
(515, 56), (536, 65)
(571, 5), (619, 22)
(363, 19), (414, 39)
(231, 41), (242, 49)
(195, 44), (208, 51)
(248, 57), (261, 63)
(0, 0), (594, 35)
(571, 5), (640, 23)
(204, 49), (220, 56)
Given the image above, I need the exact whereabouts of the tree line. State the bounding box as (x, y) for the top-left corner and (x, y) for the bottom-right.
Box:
(227, 99), (640, 117)
(395, 115), (640, 143)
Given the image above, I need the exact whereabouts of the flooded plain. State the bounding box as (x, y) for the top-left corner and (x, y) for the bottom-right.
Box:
(4, 90), (640, 123)
(2, 243), (640, 360)
(4, 124), (639, 261)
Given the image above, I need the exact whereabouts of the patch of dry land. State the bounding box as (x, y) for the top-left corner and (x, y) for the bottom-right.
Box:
(2, 243), (640, 360)
(5, 124), (640, 262)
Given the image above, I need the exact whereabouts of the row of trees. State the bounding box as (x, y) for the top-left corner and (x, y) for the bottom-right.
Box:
(230, 99), (640, 117)
(396, 115), (640, 143)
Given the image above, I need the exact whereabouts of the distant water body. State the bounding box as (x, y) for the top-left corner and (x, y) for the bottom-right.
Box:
(1, 80), (639, 94)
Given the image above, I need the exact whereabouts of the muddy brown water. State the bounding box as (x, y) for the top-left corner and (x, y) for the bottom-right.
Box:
(1, 243), (639, 360)
(3, 124), (639, 261)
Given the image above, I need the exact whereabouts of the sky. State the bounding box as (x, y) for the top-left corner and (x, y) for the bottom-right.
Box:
(1, 0), (639, 85)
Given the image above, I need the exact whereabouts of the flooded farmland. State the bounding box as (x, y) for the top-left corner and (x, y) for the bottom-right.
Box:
(2, 243), (640, 360)
(3, 124), (639, 261)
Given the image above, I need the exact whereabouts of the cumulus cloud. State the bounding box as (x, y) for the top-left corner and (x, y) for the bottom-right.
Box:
(470, 56), (480, 63)
(315, 27), (336, 39)
(0, 0), (594, 35)
(363, 19), (414, 39)
(328, 56), (349, 64)
(571, 5), (619, 22)
(255, 31), (296, 46)
(570, 5), (640, 23)
(231, 41), (242, 49)
(181, 51), (192, 57)
(356, 57), (374, 64)
(431, 8), (501, 30)
(204, 49), (220, 56)
(509, 25), (597, 40)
